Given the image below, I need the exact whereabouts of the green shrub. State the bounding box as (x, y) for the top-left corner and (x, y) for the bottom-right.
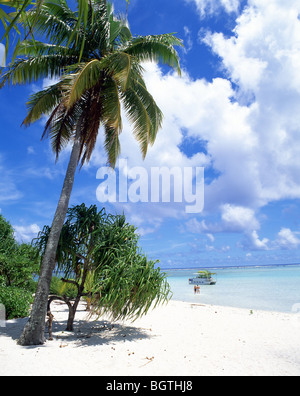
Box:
(0, 286), (33, 320)
(50, 277), (78, 299)
(27, 279), (38, 294)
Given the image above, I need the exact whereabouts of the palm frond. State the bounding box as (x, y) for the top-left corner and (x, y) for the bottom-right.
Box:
(132, 77), (163, 145)
(0, 0), (29, 43)
(78, 91), (102, 167)
(16, 40), (69, 57)
(43, 100), (81, 159)
(1, 0), (182, 169)
(64, 59), (103, 109)
(108, 7), (131, 46)
(0, 54), (76, 87)
(49, 107), (75, 159)
(104, 124), (121, 168)
(125, 33), (183, 76)
(101, 51), (144, 91)
(23, 0), (77, 46)
(86, 0), (110, 55)
(101, 75), (122, 131)
(121, 87), (151, 159)
(66, 0), (89, 61)
(22, 80), (63, 126)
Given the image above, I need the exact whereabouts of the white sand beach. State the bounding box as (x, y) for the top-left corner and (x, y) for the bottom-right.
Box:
(0, 300), (299, 376)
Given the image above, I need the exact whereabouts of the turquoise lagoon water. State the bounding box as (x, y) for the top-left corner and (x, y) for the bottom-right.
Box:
(164, 265), (300, 313)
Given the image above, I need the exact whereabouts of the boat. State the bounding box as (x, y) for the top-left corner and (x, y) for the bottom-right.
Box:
(189, 270), (217, 285)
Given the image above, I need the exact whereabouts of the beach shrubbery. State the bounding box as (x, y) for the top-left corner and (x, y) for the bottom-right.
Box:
(0, 286), (33, 320)
(0, 214), (40, 320)
(50, 277), (78, 299)
(35, 204), (172, 332)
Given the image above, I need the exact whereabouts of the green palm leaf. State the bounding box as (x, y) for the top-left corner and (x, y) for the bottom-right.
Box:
(64, 59), (103, 109)
(22, 81), (63, 126)
(1, 0), (183, 167)
(125, 34), (183, 76)
(121, 87), (152, 158)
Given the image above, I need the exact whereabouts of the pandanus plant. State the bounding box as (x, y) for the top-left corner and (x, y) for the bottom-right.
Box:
(35, 204), (171, 333)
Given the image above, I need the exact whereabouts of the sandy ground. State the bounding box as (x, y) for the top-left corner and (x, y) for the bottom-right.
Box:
(0, 300), (300, 376)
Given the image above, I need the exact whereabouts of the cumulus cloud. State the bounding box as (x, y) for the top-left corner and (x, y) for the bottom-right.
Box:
(221, 204), (259, 232)
(275, 228), (300, 250)
(185, 0), (241, 17)
(90, 0), (300, 244)
(240, 228), (300, 252)
(204, 0), (300, 93)
(203, 0), (300, 207)
(185, 204), (260, 234)
(240, 230), (270, 251)
(14, 224), (41, 243)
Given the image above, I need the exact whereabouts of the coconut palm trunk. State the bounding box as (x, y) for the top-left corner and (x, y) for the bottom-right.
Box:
(18, 127), (82, 345)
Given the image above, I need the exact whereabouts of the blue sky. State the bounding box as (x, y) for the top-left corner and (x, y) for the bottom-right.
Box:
(1, 0), (300, 269)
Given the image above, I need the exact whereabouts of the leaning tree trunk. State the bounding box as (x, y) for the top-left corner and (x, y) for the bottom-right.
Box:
(18, 129), (82, 346)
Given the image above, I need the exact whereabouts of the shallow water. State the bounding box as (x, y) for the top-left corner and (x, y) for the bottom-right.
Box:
(164, 265), (300, 313)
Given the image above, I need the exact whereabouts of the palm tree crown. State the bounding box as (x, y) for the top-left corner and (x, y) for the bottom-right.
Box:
(1, 0), (183, 167)
(1, 0), (182, 346)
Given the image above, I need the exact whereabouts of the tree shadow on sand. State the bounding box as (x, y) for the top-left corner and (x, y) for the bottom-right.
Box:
(0, 304), (152, 348)
(51, 318), (151, 347)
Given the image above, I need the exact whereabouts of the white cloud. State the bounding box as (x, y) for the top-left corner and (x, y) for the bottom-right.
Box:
(27, 146), (35, 155)
(186, 0), (241, 17)
(221, 204), (259, 232)
(185, 204), (260, 235)
(203, 32), (267, 92)
(43, 76), (60, 89)
(183, 26), (193, 53)
(90, 0), (300, 240)
(275, 228), (300, 250)
(241, 230), (269, 251)
(202, 0), (300, 208)
(206, 233), (215, 242)
(204, 0), (300, 93)
(241, 228), (300, 252)
(185, 218), (208, 233)
(14, 224), (41, 243)
(24, 167), (58, 180)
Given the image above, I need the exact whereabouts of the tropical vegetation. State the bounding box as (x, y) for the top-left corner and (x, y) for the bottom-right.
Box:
(196, 270), (216, 279)
(0, 214), (40, 319)
(0, 0), (182, 345)
(35, 204), (171, 334)
(0, 0), (119, 65)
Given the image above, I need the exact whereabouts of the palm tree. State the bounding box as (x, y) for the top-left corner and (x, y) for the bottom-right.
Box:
(0, 0), (182, 345)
